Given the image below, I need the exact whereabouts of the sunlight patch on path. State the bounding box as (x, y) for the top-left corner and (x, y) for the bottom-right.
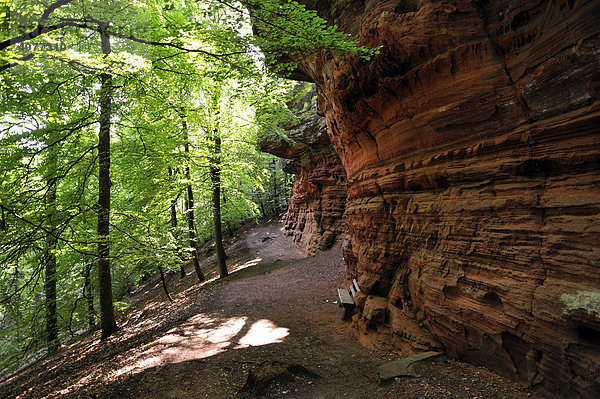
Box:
(230, 257), (262, 273)
(106, 314), (289, 383)
(236, 319), (289, 348)
(156, 315), (247, 360)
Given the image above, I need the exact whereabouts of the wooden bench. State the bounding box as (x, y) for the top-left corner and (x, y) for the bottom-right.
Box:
(337, 279), (360, 321)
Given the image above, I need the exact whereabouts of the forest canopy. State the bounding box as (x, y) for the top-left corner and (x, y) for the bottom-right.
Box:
(0, 0), (372, 376)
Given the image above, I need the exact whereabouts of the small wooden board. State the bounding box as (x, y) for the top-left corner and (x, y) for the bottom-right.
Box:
(337, 288), (354, 306)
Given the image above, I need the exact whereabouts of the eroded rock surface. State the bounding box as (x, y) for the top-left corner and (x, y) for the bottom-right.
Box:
(285, 1), (600, 398)
(258, 84), (347, 254)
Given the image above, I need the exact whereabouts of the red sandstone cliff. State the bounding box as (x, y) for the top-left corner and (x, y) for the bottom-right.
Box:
(284, 1), (600, 398)
(258, 84), (347, 254)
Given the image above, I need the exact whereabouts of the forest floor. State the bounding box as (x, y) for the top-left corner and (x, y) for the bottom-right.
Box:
(0, 217), (544, 399)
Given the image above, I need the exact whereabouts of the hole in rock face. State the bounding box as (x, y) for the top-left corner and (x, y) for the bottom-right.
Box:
(483, 292), (504, 309)
(394, 0), (419, 14)
(442, 285), (461, 299)
(361, 78), (379, 97)
(510, 10), (530, 31)
(435, 176), (450, 189)
(370, 279), (392, 297)
(568, 0), (576, 10)
(393, 298), (403, 309)
(577, 326), (600, 346)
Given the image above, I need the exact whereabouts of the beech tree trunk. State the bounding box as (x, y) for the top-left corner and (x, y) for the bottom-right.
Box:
(168, 167), (186, 279)
(44, 171), (59, 354)
(211, 130), (228, 278)
(97, 24), (118, 340)
(183, 121), (205, 282)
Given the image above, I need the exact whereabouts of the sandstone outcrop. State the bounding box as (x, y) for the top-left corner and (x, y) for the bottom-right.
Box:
(258, 84), (347, 254)
(285, 1), (600, 398)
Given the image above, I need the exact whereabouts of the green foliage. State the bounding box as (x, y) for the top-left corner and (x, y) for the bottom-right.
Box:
(248, 0), (372, 56)
(0, 0), (370, 376)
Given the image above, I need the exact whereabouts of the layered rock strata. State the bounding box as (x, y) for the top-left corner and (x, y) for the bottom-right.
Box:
(287, 1), (600, 398)
(258, 84), (347, 254)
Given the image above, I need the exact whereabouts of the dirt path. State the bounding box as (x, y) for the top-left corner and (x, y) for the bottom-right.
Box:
(0, 220), (542, 398)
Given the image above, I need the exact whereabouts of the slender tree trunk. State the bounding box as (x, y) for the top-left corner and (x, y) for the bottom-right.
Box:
(83, 262), (95, 330)
(185, 183), (205, 282)
(272, 159), (277, 213)
(173, 204), (185, 279)
(158, 265), (173, 302)
(44, 172), (59, 354)
(168, 167), (186, 279)
(1, 206), (6, 231)
(211, 128), (228, 278)
(97, 24), (118, 340)
(183, 121), (205, 282)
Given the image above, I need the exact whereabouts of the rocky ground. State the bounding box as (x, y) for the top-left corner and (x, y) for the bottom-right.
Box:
(0, 218), (544, 398)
